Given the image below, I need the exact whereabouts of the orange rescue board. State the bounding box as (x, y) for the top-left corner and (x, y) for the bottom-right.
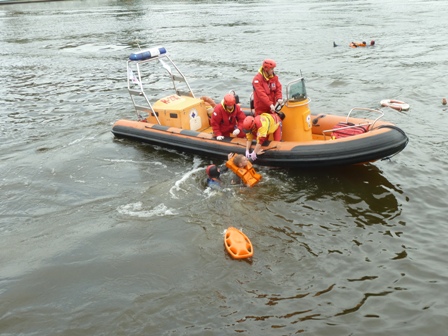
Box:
(224, 227), (253, 259)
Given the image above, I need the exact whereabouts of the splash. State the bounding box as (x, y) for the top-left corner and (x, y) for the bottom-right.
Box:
(117, 201), (177, 218)
(169, 157), (203, 199)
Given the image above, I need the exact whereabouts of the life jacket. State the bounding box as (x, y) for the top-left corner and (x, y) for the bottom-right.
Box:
(225, 156), (262, 187)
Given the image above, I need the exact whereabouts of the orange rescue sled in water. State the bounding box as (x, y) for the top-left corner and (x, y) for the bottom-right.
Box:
(224, 227), (253, 259)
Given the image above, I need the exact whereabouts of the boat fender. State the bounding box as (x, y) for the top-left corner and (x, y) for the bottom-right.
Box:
(129, 46), (167, 61)
(200, 96), (216, 107)
(200, 96), (216, 117)
(380, 99), (410, 112)
(224, 227), (253, 259)
(225, 155), (262, 187)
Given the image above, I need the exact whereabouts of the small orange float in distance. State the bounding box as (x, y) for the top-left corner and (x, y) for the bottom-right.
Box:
(224, 227), (253, 260)
(349, 41), (367, 48)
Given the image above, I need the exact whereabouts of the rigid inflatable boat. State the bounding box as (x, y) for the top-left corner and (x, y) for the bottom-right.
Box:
(112, 46), (408, 168)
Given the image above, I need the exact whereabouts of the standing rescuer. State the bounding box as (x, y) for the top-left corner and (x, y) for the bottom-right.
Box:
(210, 93), (246, 140)
(252, 59), (283, 116)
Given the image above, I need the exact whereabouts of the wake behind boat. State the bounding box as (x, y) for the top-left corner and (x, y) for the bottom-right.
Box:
(112, 46), (408, 168)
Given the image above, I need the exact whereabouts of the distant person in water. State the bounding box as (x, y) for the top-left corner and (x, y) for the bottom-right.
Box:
(334, 40), (375, 47)
(350, 41), (367, 48)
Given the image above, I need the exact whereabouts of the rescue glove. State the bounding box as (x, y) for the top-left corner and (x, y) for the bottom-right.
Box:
(250, 151), (257, 161)
(245, 150), (250, 158)
(216, 136), (224, 141)
(232, 128), (240, 136)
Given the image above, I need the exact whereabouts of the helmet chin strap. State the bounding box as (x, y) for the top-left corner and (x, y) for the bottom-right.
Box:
(262, 69), (274, 80)
(221, 101), (234, 112)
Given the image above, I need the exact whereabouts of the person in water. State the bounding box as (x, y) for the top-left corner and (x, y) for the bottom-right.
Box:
(242, 113), (283, 161)
(206, 153), (260, 188)
(233, 153), (249, 168)
(334, 40), (375, 47)
(229, 153), (249, 185)
(210, 93), (246, 140)
(350, 41), (367, 48)
(226, 152), (262, 187)
(348, 40), (375, 48)
(205, 164), (224, 189)
(205, 153), (234, 189)
(252, 59), (283, 116)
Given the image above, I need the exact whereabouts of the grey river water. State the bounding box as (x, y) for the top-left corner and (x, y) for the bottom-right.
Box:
(1, 0), (448, 335)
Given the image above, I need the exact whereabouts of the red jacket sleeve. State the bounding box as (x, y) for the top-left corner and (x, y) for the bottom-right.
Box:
(210, 105), (224, 136)
(272, 75), (282, 102)
(252, 73), (272, 110)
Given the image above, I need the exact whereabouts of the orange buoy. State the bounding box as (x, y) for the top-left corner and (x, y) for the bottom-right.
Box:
(380, 99), (410, 112)
(200, 96), (216, 107)
(224, 227), (253, 259)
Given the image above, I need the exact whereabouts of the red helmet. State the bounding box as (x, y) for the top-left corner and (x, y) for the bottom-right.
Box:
(223, 93), (236, 106)
(262, 59), (277, 71)
(242, 116), (255, 132)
